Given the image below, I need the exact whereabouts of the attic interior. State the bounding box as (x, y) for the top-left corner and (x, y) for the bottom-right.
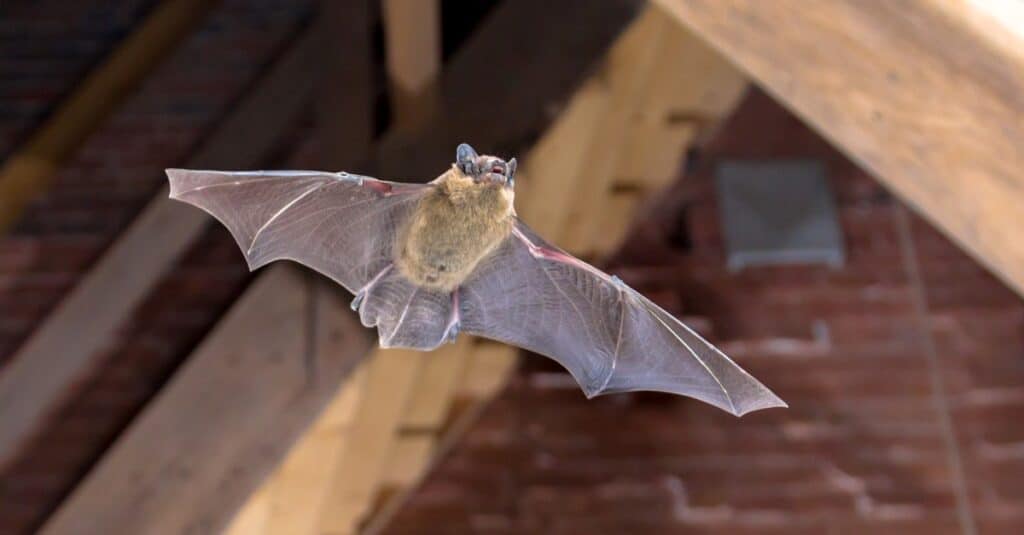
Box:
(1, 1), (1023, 534)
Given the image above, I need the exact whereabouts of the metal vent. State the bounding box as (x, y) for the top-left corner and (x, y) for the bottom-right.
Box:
(715, 160), (844, 271)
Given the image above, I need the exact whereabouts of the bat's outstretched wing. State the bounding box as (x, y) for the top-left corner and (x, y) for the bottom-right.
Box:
(166, 169), (428, 295)
(460, 219), (786, 416)
(168, 169), (458, 349)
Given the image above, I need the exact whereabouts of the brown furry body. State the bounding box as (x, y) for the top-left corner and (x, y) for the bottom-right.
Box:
(396, 166), (514, 291)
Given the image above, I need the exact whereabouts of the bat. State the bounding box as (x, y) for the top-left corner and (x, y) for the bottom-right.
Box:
(166, 143), (786, 416)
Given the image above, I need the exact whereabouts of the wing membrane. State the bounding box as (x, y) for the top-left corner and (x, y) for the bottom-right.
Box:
(461, 219), (786, 416)
(167, 169), (429, 294)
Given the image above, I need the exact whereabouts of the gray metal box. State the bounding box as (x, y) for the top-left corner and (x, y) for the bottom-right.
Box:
(715, 160), (844, 271)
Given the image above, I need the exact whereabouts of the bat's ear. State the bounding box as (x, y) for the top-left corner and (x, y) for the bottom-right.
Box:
(456, 143), (478, 166)
(506, 157), (517, 187)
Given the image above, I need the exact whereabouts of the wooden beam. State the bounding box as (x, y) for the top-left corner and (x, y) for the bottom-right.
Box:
(225, 366), (368, 535)
(513, 78), (611, 239)
(560, 5), (748, 256)
(382, 0), (442, 129)
(360, 342), (519, 535)
(398, 336), (472, 431)
(655, 0), (1024, 297)
(0, 28), (321, 472)
(377, 336), (472, 490)
(558, 8), (671, 252)
(0, 0), (216, 231)
(40, 267), (374, 534)
(316, 348), (427, 534)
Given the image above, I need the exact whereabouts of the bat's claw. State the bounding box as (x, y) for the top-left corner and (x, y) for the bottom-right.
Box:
(350, 292), (365, 312)
(442, 288), (462, 344)
(445, 322), (461, 344)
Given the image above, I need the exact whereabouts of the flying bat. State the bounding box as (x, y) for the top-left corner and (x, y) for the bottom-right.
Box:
(166, 143), (785, 416)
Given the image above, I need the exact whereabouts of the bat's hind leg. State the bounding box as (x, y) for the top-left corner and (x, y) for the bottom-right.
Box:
(442, 289), (461, 344)
(350, 264), (393, 312)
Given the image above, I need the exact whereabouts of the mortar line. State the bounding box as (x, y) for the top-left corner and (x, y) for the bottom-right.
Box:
(894, 204), (976, 535)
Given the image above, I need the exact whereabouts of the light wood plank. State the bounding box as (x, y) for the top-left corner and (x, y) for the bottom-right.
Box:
(382, 433), (436, 489)
(316, 348), (427, 534)
(0, 28), (322, 472)
(514, 78), (611, 238)
(459, 340), (520, 399)
(656, 0), (1024, 297)
(584, 6), (747, 255)
(259, 366), (369, 535)
(399, 336), (473, 430)
(360, 343), (519, 535)
(376, 336), (472, 490)
(0, 0), (216, 231)
(382, 0), (442, 129)
(41, 267), (373, 535)
(558, 8), (671, 252)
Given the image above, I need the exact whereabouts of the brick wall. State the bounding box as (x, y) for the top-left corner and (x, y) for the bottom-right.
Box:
(0, 2), (311, 532)
(0, 0), (156, 158)
(381, 90), (1024, 535)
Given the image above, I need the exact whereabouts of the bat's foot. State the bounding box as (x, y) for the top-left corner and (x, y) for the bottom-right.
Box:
(445, 322), (461, 344)
(442, 288), (462, 344)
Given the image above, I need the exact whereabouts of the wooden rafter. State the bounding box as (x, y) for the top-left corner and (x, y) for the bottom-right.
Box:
(655, 0), (1024, 297)
(40, 268), (373, 534)
(0, 0), (217, 232)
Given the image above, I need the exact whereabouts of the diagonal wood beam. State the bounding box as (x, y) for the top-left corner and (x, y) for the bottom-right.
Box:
(39, 267), (373, 534)
(655, 0), (1024, 297)
(0, 0), (217, 232)
(0, 27), (321, 472)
